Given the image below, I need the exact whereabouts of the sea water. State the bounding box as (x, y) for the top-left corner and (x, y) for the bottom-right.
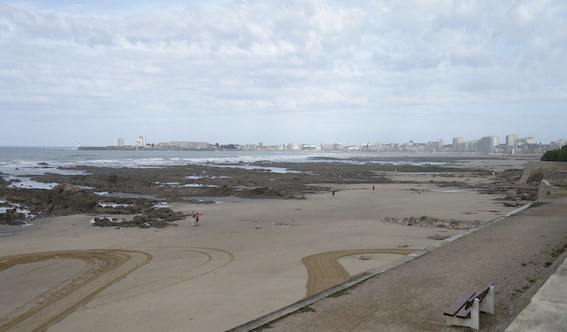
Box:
(0, 147), (326, 171)
(0, 147), (336, 187)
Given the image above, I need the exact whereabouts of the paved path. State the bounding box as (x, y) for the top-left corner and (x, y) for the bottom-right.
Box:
(259, 197), (567, 331)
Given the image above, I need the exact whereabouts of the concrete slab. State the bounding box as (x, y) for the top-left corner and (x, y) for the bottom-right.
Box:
(506, 256), (567, 332)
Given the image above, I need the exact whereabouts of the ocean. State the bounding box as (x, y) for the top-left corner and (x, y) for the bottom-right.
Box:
(0, 147), (356, 188)
(0, 147), (317, 170)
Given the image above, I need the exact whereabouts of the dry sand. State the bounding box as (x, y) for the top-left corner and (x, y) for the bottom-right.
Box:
(0, 160), (525, 331)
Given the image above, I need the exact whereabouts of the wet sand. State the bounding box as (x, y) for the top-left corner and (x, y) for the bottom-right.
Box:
(0, 160), (528, 331)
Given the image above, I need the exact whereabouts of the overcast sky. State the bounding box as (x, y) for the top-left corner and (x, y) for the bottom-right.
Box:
(1, 0), (566, 147)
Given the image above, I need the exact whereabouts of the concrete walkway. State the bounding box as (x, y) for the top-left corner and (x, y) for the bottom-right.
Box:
(506, 255), (567, 332)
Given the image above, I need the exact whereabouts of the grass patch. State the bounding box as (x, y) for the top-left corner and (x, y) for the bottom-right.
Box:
(544, 261), (553, 267)
(548, 193), (567, 199)
(254, 324), (273, 331)
(530, 201), (545, 208)
(551, 246), (566, 258)
(328, 290), (350, 298)
(299, 305), (316, 313)
(521, 262), (527, 267)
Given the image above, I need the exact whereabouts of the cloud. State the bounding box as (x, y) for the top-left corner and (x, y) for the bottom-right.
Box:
(0, 1), (566, 146)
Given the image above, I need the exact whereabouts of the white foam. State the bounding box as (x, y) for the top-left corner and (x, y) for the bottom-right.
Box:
(98, 202), (131, 208)
(5, 176), (58, 190)
(0, 201), (35, 219)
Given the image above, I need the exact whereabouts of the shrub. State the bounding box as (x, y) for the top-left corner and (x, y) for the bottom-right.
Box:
(541, 145), (567, 162)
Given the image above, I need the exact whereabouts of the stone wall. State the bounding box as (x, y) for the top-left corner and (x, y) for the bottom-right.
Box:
(520, 161), (567, 185)
(521, 161), (567, 200)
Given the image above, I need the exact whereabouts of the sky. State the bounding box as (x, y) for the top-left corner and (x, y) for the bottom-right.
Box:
(1, 0), (566, 147)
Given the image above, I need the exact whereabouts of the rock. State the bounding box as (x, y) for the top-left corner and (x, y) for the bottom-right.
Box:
(51, 183), (80, 193)
(382, 215), (482, 230)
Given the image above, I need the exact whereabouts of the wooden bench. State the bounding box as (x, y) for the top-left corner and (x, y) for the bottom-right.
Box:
(443, 283), (494, 330)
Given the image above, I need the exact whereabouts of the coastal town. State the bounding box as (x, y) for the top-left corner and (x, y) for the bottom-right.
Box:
(78, 134), (567, 155)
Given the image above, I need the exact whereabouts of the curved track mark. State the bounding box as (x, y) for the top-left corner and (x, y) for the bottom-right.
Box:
(77, 247), (235, 309)
(0, 249), (151, 332)
(302, 248), (416, 297)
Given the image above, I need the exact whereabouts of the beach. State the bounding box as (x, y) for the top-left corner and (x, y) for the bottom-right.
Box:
(0, 156), (543, 331)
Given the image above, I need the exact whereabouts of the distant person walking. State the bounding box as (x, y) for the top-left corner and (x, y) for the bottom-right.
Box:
(191, 211), (196, 226)
(372, 185), (375, 191)
(195, 212), (199, 226)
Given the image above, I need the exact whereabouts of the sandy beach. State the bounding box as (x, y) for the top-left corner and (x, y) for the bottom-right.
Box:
(0, 158), (537, 331)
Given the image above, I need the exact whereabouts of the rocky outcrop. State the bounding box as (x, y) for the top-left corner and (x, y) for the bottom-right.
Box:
(51, 183), (81, 193)
(382, 216), (483, 230)
(92, 208), (186, 228)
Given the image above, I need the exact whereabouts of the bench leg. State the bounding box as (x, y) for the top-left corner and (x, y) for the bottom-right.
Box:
(445, 298), (480, 330)
(479, 285), (494, 314)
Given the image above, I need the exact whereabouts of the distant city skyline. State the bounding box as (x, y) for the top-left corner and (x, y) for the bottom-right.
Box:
(90, 133), (565, 156)
(108, 133), (562, 148)
(1, 1), (566, 146)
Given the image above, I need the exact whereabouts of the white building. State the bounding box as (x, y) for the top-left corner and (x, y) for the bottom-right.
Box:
(115, 137), (125, 147)
(525, 137), (535, 144)
(136, 135), (146, 147)
(506, 134), (518, 147)
(452, 137), (465, 152)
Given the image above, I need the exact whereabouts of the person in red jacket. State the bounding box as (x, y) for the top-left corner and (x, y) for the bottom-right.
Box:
(195, 212), (199, 226)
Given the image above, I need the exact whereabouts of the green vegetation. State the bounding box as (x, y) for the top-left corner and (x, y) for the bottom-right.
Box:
(541, 145), (567, 161)
(328, 290), (350, 298)
(530, 201), (545, 208)
(299, 305), (316, 313)
(550, 244), (567, 258)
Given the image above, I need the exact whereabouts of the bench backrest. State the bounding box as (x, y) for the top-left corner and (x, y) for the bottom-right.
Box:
(475, 283), (494, 301)
(444, 290), (475, 316)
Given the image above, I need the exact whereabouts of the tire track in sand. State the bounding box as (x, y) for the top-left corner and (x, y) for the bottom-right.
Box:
(78, 247), (235, 309)
(0, 249), (151, 332)
(302, 248), (416, 297)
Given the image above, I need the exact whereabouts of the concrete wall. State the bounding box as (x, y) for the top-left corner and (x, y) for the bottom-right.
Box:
(520, 161), (567, 200)
(520, 161), (567, 185)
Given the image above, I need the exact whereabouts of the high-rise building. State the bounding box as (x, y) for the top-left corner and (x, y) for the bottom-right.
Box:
(136, 135), (146, 147)
(525, 137), (535, 144)
(452, 137), (464, 152)
(506, 135), (517, 147)
(115, 137), (125, 147)
(480, 136), (499, 153)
